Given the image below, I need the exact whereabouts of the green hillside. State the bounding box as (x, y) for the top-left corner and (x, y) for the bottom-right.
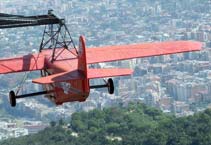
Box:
(1, 103), (211, 145)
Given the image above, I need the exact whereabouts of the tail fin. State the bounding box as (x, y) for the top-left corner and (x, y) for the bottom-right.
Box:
(78, 36), (88, 76)
(77, 36), (89, 92)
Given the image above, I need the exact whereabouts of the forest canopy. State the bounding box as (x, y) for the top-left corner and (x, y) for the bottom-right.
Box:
(2, 103), (211, 145)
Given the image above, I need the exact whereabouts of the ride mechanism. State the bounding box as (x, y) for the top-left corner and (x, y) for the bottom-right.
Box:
(0, 10), (202, 107)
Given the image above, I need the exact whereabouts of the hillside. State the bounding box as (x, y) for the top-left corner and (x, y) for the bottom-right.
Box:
(1, 103), (211, 145)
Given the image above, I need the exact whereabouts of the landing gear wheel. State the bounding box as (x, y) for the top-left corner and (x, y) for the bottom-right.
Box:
(9, 91), (16, 107)
(107, 78), (114, 94)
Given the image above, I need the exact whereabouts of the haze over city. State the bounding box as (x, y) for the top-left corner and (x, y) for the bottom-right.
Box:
(0, 0), (210, 140)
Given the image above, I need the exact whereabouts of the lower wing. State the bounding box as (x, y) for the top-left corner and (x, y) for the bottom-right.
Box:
(32, 70), (85, 84)
(86, 41), (202, 64)
(87, 68), (133, 79)
(32, 68), (132, 84)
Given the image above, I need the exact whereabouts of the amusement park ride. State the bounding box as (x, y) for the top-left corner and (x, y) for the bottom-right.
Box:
(0, 10), (202, 107)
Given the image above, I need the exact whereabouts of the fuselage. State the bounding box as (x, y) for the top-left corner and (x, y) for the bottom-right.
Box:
(39, 36), (90, 105)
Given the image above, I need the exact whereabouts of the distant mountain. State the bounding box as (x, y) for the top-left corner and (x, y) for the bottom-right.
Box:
(1, 103), (211, 145)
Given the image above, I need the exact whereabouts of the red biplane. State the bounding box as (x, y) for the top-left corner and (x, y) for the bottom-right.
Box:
(0, 11), (202, 107)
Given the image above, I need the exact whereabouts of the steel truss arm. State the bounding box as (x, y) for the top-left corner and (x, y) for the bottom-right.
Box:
(0, 10), (61, 29)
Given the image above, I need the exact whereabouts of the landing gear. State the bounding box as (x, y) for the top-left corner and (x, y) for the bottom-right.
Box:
(107, 78), (114, 94)
(8, 90), (49, 107)
(90, 78), (115, 94)
(9, 91), (16, 107)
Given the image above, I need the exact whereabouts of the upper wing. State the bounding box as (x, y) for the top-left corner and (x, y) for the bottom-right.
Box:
(86, 41), (202, 64)
(0, 53), (45, 74)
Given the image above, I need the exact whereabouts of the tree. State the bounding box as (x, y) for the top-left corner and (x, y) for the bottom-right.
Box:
(50, 121), (56, 127)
